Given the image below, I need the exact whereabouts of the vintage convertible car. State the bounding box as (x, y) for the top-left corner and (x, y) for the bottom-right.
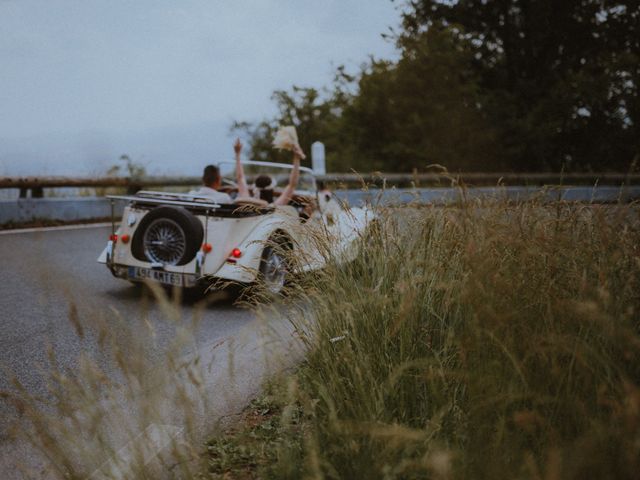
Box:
(97, 161), (373, 294)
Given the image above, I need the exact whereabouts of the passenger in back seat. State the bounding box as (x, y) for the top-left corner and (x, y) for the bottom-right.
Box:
(233, 138), (305, 206)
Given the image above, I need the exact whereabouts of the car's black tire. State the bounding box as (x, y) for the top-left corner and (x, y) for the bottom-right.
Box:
(258, 234), (291, 296)
(131, 206), (203, 266)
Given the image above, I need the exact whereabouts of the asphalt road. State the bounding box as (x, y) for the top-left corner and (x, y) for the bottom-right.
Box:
(0, 225), (297, 478)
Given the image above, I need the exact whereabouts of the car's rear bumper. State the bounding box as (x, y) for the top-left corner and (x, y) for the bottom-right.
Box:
(107, 261), (259, 288)
(109, 263), (201, 288)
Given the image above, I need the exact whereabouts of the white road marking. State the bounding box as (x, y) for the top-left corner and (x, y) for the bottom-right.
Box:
(0, 222), (112, 235)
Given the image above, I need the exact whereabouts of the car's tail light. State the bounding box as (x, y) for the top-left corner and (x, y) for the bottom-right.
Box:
(231, 248), (242, 258)
(202, 243), (212, 253)
(120, 234), (130, 244)
(109, 234), (118, 242)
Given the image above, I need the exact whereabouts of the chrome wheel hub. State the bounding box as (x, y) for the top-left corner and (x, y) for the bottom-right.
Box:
(142, 218), (186, 265)
(263, 249), (286, 294)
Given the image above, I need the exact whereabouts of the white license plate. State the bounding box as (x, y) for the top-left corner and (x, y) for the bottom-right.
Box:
(129, 267), (183, 287)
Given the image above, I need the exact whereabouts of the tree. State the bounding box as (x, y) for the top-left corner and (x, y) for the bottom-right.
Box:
(401, 0), (640, 170)
(233, 1), (639, 172)
(341, 25), (502, 172)
(233, 27), (501, 173)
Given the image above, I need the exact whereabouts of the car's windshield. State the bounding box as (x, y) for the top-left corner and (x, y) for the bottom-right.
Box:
(218, 161), (316, 194)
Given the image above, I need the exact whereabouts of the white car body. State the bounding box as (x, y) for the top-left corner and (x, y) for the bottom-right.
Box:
(97, 161), (373, 292)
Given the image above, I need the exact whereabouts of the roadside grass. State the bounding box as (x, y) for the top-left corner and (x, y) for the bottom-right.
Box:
(203, 390), (303, 479)
(202, 201), (640, 479)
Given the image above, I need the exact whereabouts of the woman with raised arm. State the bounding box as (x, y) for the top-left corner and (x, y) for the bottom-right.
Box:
(233, 137), (305, 206)
(273, 143), (304, 206)
(234, 138), (250, 198)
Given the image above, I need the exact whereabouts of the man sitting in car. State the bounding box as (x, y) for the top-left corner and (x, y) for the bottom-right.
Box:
(189, 164), (232, 203)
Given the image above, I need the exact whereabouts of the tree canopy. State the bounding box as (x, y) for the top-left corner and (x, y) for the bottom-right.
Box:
(233, 0), (639, 172)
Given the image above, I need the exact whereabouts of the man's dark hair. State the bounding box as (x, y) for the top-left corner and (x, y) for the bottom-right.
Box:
(202, 165), (221, 187)
(255, 175), (272, 189)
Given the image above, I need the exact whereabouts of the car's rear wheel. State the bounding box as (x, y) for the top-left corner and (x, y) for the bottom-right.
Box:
(259, 236), (291, 296)
(260, 247), (287, 294)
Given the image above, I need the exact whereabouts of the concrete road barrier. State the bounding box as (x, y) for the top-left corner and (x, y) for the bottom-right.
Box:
(0, 197), (124, 224)
(335, 185), (640, 207)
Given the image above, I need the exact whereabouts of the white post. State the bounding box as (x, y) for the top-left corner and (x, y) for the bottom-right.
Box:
(311, 141), (326, 175)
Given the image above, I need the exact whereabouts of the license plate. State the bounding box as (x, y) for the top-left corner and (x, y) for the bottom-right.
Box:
(128, 266), (183, 287)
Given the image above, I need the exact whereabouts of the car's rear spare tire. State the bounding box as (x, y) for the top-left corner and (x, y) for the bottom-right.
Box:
(131, 206), (203, 266)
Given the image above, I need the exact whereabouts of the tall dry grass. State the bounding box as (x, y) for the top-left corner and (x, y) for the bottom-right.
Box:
(258, 200), (640, 479)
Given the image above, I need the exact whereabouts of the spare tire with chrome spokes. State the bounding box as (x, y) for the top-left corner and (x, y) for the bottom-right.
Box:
(131, 206), (203, 266)
(143, 217), (187, 265)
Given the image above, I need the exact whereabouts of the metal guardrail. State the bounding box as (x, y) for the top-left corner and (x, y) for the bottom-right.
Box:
(0, 176), (200, 198)
(1, 172), (640, 198)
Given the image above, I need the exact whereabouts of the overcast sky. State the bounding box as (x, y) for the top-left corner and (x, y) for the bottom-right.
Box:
(0, 0), (400, 176)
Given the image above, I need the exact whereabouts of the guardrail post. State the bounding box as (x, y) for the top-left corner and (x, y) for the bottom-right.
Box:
(311, 141), (326, 175)
(18, 187), (44, 198)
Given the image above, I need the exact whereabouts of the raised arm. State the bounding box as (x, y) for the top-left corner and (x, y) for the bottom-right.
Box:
(234, 138), (249, 198)
(274, 145), (304, 206)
